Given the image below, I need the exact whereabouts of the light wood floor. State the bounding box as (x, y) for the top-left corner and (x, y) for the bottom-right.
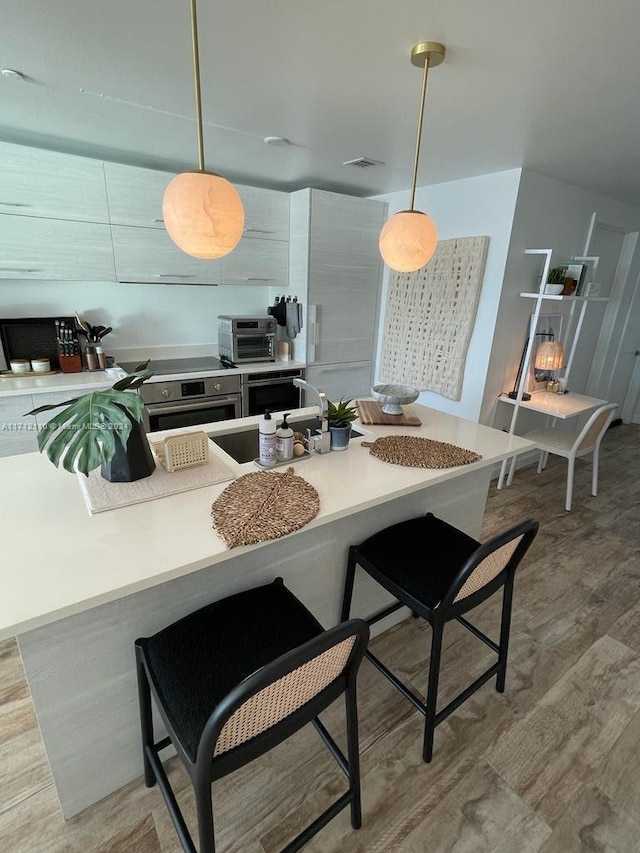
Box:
(1, 425), (639, 852)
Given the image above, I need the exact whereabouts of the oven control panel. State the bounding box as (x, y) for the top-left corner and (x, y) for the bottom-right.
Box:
(140, 374), (241, 404)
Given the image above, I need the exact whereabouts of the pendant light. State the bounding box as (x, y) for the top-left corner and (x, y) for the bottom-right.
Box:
(163, 0), (244, 259)
(379, 42), (445, 273)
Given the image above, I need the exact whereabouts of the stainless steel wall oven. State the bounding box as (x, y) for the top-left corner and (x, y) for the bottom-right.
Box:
(140, 374), (242, 432)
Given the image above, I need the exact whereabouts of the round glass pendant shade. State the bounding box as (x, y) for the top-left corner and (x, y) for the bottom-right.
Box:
(162, 172), (245, 259)
(379, 210), (438, 272)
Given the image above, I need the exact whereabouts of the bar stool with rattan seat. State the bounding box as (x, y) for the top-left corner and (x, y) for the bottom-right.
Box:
(341, 513), (538, 762)
(135, 577), (369, 853)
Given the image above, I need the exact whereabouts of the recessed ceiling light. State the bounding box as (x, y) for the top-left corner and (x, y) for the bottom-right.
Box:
(263, 136), (291, 146)
(1, 68), (26, 81)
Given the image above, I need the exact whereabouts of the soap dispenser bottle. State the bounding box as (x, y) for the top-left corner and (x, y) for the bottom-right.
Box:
(276, 412), (294, 461)
(258, 409), (277, 467)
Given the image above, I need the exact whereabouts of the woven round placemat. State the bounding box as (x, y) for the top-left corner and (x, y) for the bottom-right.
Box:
(211, 466), (320, 548)
(361, 436), (481, 468)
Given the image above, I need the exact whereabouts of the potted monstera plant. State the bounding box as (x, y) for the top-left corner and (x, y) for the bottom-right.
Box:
(26, 361), (155, 482)
(327, 398), (358, 451)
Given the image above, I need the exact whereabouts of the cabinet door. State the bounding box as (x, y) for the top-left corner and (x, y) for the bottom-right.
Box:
(0, 142), (109, 223)
(104, 162), (174, 229)
(0, 394), (38, 456)
(111, 225), (222, 285)
(304, 361), (373, 402)
(236, 185), (290, 242)
(221, 237), (288, 287)
(0, 214), (116, 281)
(308, 191), (385, 364)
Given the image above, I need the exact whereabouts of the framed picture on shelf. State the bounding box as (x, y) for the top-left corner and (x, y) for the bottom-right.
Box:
(565, 263), (588, 296)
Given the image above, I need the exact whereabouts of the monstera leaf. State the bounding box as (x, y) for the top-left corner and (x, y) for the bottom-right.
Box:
(26, 361), (150, 477)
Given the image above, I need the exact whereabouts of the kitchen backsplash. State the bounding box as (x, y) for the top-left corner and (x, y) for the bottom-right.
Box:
(0, 279), (290, 351)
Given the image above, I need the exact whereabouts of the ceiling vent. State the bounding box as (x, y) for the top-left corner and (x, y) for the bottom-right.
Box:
(343, 157), (384, 168)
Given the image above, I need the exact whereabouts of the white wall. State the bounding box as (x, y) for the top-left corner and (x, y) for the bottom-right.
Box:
(0, 280), (285, 358)
(483, 169), (640, 429)
(372, 169), (521, 422)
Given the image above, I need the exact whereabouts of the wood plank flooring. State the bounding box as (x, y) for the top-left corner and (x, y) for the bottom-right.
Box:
(1, 424), (638, 852)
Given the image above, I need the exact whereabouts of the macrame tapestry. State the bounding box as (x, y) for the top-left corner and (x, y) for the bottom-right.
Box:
(380, 235), (489, 400)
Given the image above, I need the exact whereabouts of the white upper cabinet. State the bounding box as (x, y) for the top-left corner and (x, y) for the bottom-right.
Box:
(236, 185), (289, 242)
(0, 214), (116, 281)
(111, 225), (222, 285)
(0, 141), (109, 223)
(221, 237), (289, 287)
(104, 162), (289, 240)
(103, 162), (173, 229)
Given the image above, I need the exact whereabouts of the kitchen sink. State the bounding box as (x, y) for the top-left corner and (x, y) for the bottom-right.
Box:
(209, 417), (365, 464)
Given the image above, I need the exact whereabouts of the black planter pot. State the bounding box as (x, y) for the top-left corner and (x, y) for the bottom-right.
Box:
(100, 414), (155, 483)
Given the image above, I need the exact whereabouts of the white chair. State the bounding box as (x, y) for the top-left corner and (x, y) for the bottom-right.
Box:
(524, 403), (617, 511)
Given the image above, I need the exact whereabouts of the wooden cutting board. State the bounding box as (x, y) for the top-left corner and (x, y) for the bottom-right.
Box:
(356, 400), (422, 426)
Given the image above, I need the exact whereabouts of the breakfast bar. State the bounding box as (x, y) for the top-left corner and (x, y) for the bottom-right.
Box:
(0, 405), (533, 818)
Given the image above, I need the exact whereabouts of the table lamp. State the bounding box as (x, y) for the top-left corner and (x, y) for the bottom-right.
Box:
(534, 340), (565, 392)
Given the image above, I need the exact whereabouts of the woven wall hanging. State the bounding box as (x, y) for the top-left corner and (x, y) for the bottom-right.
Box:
(361, 436), (481, 468)
(211, 467), (320, 548)
(380, 235), (489, 400)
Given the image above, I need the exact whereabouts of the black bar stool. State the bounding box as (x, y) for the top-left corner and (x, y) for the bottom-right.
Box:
(341, 513), (538, 762)
(136, 578), (369, 853)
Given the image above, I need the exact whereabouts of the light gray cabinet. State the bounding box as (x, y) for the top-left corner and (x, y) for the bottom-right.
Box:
(0, 214), (116, 281)
(236, 184), (290, 242)
(103, 162), (171, 229)
(304, 361), (374, 402)
(111, 225), (222, 285)
(290, 189), (386, 399)
(0, 395), (38, 457)
(222, 237), (288, 287)
(0, 141), (109, 223)
(104, 162), (289, 240)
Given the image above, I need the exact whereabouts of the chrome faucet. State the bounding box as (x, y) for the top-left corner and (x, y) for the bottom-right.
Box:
(293, 378), (331, 453)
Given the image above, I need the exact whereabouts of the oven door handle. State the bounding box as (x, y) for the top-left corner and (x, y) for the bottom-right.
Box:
(146, 397), (239, 416)
(244, 377), (299, 388)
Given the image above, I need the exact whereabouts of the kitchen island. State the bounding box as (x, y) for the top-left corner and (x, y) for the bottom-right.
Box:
(0, 404), (533, 818)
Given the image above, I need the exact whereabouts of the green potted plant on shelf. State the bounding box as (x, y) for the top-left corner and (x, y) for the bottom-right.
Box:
(26, 361), (155, 482)
(327, 398), (358, 451)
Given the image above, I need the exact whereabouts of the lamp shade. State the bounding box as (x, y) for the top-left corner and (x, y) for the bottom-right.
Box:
(162, 171), (244, 259)
(534, 340), (565, 371)
(379, 210), (438, 273)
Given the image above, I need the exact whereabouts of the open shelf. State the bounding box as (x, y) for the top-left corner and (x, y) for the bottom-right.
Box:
(520, 292), (608, 302)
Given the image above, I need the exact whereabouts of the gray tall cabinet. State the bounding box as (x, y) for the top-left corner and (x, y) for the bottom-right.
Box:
(289, 189), (386, 402)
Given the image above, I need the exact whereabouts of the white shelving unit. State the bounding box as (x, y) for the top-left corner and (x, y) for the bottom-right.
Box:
(497, 248), (608, 489)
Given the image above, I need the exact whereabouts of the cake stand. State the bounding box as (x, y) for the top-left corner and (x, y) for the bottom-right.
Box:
(371, 384), (419, 415)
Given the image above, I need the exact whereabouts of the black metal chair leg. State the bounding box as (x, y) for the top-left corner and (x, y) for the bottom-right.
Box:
(135, 654), (156, 788)
(341, 549), (358, 622)
(194, 773), (216, 853)
(422, 623), (444, 763)
(496, 574), (515, 694)
(345, 679), (362, 829)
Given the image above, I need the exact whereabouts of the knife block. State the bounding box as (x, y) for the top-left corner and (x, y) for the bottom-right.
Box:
(57, 351), (83, 373)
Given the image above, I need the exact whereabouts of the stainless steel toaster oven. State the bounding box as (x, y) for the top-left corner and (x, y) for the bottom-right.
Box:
(217, 315), (276, 363)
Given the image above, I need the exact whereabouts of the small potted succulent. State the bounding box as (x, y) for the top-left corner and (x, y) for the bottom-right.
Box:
(26, 361), (155, 482)
(327, 398), (358, 451)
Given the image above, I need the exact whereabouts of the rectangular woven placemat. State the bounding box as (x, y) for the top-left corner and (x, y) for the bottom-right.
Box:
(78, 441), (236, 514)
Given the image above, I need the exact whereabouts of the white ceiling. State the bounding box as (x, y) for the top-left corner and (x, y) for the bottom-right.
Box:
(2, 0), (640, 203)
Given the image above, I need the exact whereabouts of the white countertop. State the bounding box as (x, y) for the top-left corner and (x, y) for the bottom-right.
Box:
(0, 404), (534, 640)
(0, 360), (306, 397)
(0, 369), (123, 398)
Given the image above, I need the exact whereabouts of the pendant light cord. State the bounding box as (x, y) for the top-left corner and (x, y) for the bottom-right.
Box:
(190, 0), (205, 172)
(409, 55), (431, 211)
